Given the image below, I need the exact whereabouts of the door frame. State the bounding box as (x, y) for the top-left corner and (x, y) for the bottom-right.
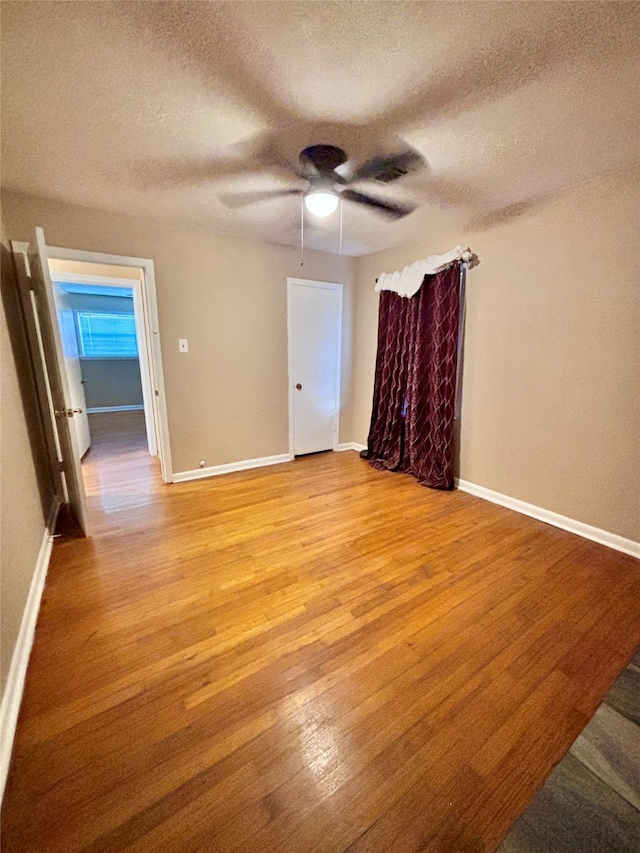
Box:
(50, 269), (158, 459)
(46, 245), (173, 483)
(287, 277), (343, 459)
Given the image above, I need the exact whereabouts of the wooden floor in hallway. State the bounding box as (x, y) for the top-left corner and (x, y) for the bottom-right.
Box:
(2, 427), (640, 853)
(79, 410), (163, 535)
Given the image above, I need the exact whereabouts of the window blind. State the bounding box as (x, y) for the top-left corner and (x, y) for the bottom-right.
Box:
(76, 311), (139, 358)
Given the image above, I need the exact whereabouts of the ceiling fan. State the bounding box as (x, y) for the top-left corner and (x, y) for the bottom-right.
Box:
(220, 143), (425, 220)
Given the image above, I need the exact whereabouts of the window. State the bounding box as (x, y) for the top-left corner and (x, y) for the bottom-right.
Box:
(75, 311), (139, 358)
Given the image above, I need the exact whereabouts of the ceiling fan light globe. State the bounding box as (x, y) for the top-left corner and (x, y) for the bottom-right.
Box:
(304, 191), (339, 217)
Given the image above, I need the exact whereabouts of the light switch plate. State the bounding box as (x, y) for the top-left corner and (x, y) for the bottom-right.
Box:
(179, 339), (189, 353)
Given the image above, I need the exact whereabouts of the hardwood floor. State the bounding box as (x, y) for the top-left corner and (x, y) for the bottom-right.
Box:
(80, 411), (164, 535)
(2, 421), (640, 852)
(498, 649), (640, 851)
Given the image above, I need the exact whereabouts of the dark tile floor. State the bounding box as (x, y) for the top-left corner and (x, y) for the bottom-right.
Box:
(498, 648), (640, 853)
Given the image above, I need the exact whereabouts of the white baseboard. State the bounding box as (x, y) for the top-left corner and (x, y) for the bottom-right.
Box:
(173, 453), (293, 483)
(87, 405), (144, 413)
(337, 442), (367, 453)
(0, 499), (60, 804)
(455, 479), (640, 559)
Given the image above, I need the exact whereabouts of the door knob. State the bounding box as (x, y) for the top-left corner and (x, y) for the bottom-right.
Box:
(296, 383), (302, 390)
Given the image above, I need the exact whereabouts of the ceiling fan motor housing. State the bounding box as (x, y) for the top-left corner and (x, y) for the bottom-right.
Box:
(300, 144), (348, 173)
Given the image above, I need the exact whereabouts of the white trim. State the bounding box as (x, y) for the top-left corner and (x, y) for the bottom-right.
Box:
(337, 442), (367, 452)
(131, 273), (157, 458)
(173, 453), (293, 483)
(87, 405), (144, 414)
(0, 499), (60, 804)
(47, 245), (173, 483)
(50, 271), (138, 288)
(48, 246), (153, 270)
(455, 479), (640, 559)
(287, 278), (343, 458)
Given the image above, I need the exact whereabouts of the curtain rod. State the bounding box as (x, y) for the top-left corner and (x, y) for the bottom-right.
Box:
(375, 260), (471, 283)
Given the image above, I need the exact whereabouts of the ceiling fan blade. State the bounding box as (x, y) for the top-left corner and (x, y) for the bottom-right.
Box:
(346, 149), (425, 185)
(218, 189), (303, 209)
(341, 189), (415, 219)
(135, 158), (269, 190)
(257, 143), (306, 180)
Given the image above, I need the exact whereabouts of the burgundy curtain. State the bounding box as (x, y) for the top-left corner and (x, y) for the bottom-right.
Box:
(365, 263), (462, 489)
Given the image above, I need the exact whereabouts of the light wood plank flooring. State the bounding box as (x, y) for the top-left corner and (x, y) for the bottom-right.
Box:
(2, 416), (640, 852)
(80, 411), (164, 536)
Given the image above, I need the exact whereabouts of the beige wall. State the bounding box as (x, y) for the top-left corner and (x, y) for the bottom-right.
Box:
(3, 174), (637, 547)
(2, 190), (355, 474)
(353, 171), (639, 542)
(0, 216), (53, 696)
(461, 172), (639, 541)
(49, 259), (144, 282)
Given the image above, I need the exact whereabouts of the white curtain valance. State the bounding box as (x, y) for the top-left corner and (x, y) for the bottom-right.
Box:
(375, 246), (475, 298)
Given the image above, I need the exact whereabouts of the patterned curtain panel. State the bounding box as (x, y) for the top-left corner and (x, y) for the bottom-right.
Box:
(365, 262), (462, 489)
(365, 289), (415, 471)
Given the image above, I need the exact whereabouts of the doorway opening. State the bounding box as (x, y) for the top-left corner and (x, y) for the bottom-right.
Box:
(11, 228), (172, 536)
(47, 257), (164, 513)
(47, 246), (171, 520)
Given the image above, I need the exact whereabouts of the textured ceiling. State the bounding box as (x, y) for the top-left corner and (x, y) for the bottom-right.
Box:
(1, 1), (638, 256)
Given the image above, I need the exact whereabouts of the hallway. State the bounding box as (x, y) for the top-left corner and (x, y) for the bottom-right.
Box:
(80, 410), (163, 534)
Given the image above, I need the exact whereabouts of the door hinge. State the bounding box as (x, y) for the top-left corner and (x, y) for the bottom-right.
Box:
(54, 408), (83, 418)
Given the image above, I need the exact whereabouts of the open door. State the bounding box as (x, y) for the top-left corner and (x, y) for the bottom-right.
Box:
(11, 228), (91, 536)
(54, 284), (91, 457)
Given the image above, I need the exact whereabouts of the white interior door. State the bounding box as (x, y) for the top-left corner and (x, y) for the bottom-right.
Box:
(289, 279), (342, 456)
(18, 228), (91, 535)
(54, 284), (91, 457)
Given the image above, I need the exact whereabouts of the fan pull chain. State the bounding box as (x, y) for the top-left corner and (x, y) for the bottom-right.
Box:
(339, 198), (343, 256)
(300, 196), (304, 267)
